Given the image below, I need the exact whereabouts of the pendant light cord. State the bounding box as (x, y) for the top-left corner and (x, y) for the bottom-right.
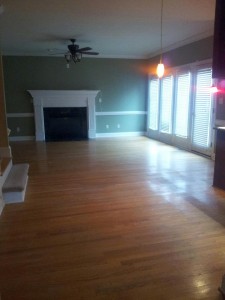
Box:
(160, 0), (164, 63)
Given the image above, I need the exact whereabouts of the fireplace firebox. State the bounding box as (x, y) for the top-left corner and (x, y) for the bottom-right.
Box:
(44, 107), (88, 141)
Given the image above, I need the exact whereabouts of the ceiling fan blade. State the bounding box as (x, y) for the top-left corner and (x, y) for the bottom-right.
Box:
(77, 47), (92, 52)
(49, 52), (65, 56)
(81, 51), (99, 55)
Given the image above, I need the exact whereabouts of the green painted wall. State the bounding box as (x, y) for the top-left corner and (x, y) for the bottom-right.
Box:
(3, 56), (147, 137)
(96, 115), (146, 133)
(2, 37), (215, 138)
(7, 117), (35, 137)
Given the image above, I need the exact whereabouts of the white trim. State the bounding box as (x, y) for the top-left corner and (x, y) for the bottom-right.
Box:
(3, 32), (213, 60)
(96, 111), (147, 116)
(149, 32), (213, 58)
(9, 136), (35, 141)
(0, 160), (12, 215)
(95, 54), (148, 59)
(7, 110), (147, 118)
(96, 132), (147, 138)
(7, 113), (34, 118)
(3, 175), (28, 204)
(9, 133), (146, 140)
(215, 119), (225, 127)
(28, 90), (99, 140)
(4, 53), (148, 59)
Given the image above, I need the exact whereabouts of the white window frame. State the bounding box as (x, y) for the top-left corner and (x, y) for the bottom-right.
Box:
(147, 59), (215, 157)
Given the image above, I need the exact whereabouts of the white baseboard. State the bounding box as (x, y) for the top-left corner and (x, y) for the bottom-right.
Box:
(9, 136), (35, 141)
(96, 111), (147, 116)
(9, 133), (147, 140)
(0, 200), (4, 215)
(96, 132), (147, 138)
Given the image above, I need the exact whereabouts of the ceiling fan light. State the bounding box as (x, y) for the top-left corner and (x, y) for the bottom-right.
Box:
(157, 63), (164, 78)
(77, 53), (82, 62)
(64, 39), (98, 67)
(65, 53), (71, 63)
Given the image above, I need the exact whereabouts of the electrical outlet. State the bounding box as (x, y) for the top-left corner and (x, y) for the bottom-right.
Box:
(99, 98), (102, 103)
(117, 124), (120, 128)
(106, 125), (109, 129)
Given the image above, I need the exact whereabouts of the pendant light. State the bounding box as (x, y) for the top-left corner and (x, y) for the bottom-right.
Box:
(157, 0), (165, 78)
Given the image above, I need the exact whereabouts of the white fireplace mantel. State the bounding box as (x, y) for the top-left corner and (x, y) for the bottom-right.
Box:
(28, 90), (99, 141)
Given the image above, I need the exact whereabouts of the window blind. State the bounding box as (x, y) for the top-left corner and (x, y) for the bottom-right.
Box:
(175, 73), (190, 138)
(192, 68), (212, 149)
(160, 75), (173, 133)
(149, 79), (159, 130)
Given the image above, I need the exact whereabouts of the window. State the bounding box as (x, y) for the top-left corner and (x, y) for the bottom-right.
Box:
(160, 75), (173, 134)
(174, 72), (191, 138)
(192, 68), (212, 152)
(148, 62), (213, 156)
(149, 79), (159, 130)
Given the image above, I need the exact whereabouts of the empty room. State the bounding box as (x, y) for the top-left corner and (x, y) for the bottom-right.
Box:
(1, 0), (225, 299)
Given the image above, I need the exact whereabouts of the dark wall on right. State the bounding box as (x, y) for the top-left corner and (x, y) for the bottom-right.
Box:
(215, 80), (225, 120)
(216, 97), (225, 120)
(147, 36), (213, 75)
(163, 36), (213, 67)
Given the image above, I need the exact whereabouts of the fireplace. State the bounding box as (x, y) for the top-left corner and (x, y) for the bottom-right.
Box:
(44, 107), (88, 141)
(28, 90), (99, 141)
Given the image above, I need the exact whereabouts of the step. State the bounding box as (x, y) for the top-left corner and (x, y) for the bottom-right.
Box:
(2, 163), (29, 203)
(0, 158), (12, 214)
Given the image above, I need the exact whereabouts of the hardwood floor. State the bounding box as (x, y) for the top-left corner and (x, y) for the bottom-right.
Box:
(1, 137), (225, 299)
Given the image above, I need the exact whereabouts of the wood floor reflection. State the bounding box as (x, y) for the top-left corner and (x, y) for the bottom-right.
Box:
(0, 137), (225, 300)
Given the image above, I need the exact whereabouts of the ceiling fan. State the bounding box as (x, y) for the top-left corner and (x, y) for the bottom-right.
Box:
(65, 39), (99, 67)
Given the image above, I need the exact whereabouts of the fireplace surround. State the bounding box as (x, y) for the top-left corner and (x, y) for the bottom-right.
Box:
(28, 90), (99, 141)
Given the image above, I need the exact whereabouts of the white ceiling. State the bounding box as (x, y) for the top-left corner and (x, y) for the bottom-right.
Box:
(0, 0), (216, 59)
